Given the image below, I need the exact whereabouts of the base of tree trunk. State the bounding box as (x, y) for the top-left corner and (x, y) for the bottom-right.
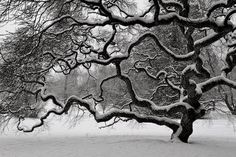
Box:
(171, 109), (198, 143)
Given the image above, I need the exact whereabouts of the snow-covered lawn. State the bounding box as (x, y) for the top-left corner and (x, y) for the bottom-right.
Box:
(1, 135), (236, 157)
(0, 114), (236, 157)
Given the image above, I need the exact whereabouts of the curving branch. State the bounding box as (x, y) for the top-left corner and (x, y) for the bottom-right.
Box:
(17, 93), (181, 133)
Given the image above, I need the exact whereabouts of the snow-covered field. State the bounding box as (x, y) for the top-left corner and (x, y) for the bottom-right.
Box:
(0, 113), (236, 157)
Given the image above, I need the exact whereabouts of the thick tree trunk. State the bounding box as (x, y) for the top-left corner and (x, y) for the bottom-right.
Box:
(177, 109), (196, 143)
(171, 108), (205, 143)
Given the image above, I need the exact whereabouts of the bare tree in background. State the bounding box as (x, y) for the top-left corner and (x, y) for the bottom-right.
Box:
(217, 31), (236, 115)
(203, 27), (236, 115)
(0, 0), (236, 143)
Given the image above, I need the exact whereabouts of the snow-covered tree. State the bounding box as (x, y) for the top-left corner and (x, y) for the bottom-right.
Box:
(1, 0), (236, 143)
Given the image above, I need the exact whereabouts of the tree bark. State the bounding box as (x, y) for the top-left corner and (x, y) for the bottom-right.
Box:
(171, 107), (205, 143)
(177, 109), (196, 143)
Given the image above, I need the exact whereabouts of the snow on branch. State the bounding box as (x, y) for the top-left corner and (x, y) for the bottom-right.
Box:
(17, 92), (181, 133)
(199, 76), (236, 93)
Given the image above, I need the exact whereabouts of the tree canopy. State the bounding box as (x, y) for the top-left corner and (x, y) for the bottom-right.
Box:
(0, 0), (236, 143)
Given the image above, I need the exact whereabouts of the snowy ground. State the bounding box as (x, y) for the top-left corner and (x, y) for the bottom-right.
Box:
(0, 112), (236, 157)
